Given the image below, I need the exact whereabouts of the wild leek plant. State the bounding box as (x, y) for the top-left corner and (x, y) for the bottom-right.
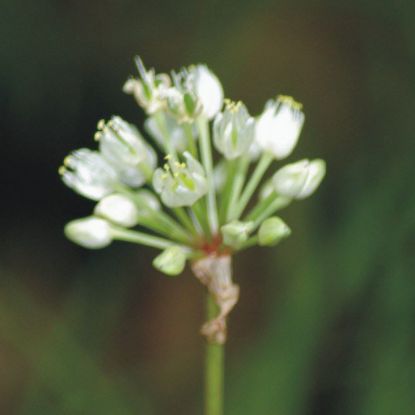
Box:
(60, 56), (326, 415)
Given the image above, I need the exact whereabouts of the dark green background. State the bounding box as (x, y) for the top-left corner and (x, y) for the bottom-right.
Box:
(1, 0), (414, 414)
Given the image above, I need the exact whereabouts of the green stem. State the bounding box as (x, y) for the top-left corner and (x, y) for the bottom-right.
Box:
(173, 207), (197, 236)
(198, 117), (219, 234)
(205, 294), (224, 415)
(110, 227), (176, 250)
(192, 199), (210, 236)
(233, 152), (273, 219)
(218, 160), (236, 224)
(226, 157), (250, 222)
(183, 122), (198, 157)
(244, 192), (277, 222)
(154, 111), (176, 158)
(252, 196), (292, 228)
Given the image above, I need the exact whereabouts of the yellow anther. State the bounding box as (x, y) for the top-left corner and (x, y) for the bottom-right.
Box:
(163, 163), (170, 171)
(97, 119), (106, 130)
(94, 132), (101, 141)
(278, 95), (303, 110)
(180, 162), (186, 168)
(225, 99), (241, 113)
(173, 172), (179, 178)
(164, 154), (172, 160)
(58, 166), (66, 175)
(63, 156), (72, 166)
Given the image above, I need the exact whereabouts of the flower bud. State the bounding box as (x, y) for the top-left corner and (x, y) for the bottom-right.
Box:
(221, 221), (254, 249)
(258, 217), (291, 246)
(153, 246), (187, 276)
(123, 56), (171, 114)
(213, 100), (255, 159)
(65, 217), (112, 249)
(60, 149), (119, 200)
(153, 152), (208, 207)
(188, 64), (223, 120)
(97, 116), (157, 187)
(255, 95), (305, 160)
(272, 159), (326, 199)
(166, 65), (223, 122)
(94, 193), (139, 228)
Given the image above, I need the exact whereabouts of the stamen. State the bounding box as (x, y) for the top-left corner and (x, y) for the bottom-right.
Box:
(63, 156), (72, 166)
(97, 119), (106, 130)
(58, 166), (66, 175)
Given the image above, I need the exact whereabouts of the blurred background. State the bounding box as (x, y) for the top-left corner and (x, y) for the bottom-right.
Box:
(1, 0), (415, 414)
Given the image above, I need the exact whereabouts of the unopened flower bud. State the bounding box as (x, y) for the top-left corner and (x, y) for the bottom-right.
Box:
(188, 64), (223, 120)
(153, 152), (208, 207)
(123, 56), (171, 114)
(221, 221), (254, 249)
(153, 246), (187, 276)
(166, 65), (223, 122)
(258, 217), (291, 246)
(97, 116), (157, 187)
(255, 95), (305, 160)
(272, 159), (326, 199)
(94, 194), (138, 228)
(213, 100), (255, 159)
(65, 217), (112, 249)
(60, 149), (119, 200)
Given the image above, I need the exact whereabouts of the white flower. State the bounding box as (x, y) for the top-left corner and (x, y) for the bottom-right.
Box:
(65, 217), (113, 249)
(145, 114), (193, 152)
(153, 152), (208, 207)
(94, 193), (139, 228)
(96, 116), (157, 187)
(272, 159), (326, 199)
(213, 100), (255, 159)
(60, 149), (119, 200)
(165, 65), (223, 122)
(255, 95), (305, 160)
(188, 65), (223, 119)
(153, 246), (187, 276)
(123, 56), (171, 114)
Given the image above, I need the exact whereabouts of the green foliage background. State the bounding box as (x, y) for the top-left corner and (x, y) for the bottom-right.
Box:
(1, 0), (414, 413)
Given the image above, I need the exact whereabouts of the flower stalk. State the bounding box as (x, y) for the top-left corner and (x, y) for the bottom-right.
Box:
(205, 294), (224, 415)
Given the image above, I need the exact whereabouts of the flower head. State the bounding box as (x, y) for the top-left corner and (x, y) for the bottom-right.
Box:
(213, 100), (255, 159)
(96, 116), (157, 187)
(123, 56), (171, 114)
(60, 149), (119, 200)
(60, 54), (326, 293)
(272, 159), (326, 199)
(153, 152), (208, 207)
(255, 95), (305, 160)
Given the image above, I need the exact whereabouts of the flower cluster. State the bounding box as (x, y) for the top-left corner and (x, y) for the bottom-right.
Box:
(60, 56), (326, 276)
